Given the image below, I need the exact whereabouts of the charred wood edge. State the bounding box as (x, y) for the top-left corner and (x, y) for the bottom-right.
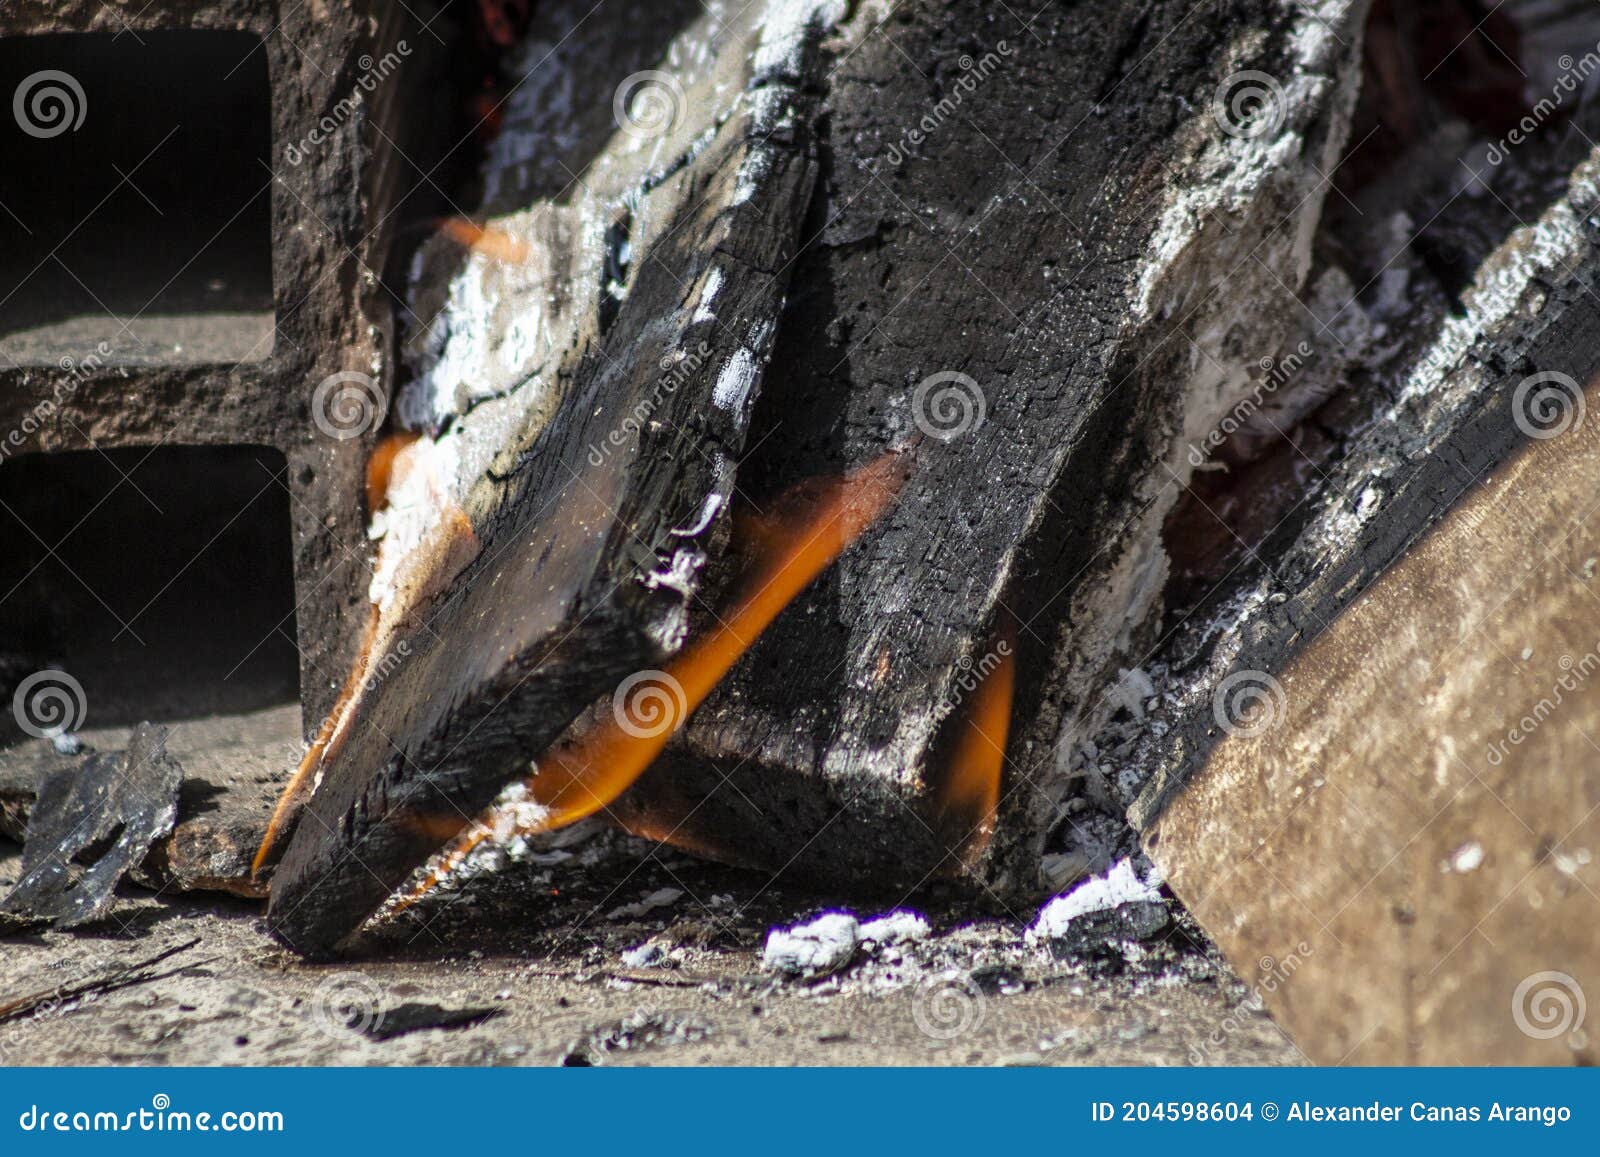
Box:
(267, 16), (835, 957)
(1125, 175), (1600, 834)
(0, 723), (183, 930)
(0, 938), (206, 1026)
(0, 707), (300, 901)
(997, 0), (1368, 895)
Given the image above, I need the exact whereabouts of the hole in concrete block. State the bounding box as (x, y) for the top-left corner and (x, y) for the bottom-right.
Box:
(0, 445), (300, 728)
(0, 31), (275, 367)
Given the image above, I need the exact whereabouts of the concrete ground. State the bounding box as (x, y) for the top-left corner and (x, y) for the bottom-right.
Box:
(0, 833), (1302, 1067)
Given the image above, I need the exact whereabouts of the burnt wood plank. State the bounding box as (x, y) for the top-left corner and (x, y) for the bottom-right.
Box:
(1117, 127), (1600, 1062)
(266, 1), (840, 955)
(614, 0), (1371, 894)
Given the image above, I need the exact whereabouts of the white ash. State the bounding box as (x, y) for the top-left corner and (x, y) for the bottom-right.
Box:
(620, 941), (667, 968)
(712, 347), (760, 412)
(1028, 856), (1169, 953)
(762, 911), (860, 976)
(858, 910), (930, 945)
(1043, 804), (1135, 889)
(1107, 667), (1156, 722)
(50, 733), (82, 757)
(608, 887), (683, 920)
(1448, 841), (1485, 874)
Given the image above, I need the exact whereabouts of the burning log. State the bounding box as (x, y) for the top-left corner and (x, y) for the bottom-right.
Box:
(264, 0), (843, 954)
(257, 0), (1374, 954)
(614, 0), (1372, 894)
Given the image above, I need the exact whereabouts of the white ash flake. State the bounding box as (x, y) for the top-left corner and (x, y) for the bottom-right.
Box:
(762, 908), (932, 976)
(692, 266), (724, 324)
(671, 490), (725, 539)
(762, 911), (861, 976)
(642, 544), (705, 596)
(1449, 840), (1485, 873)
(609, 887), (684, 920)
(751, 0), (847, 80)
(621, 941), (667, 968)
(713, 347), (760, 411)
(1107, 667), (1156, 722)
(858, 910), (931, 945)
(366, 434), (460, 611)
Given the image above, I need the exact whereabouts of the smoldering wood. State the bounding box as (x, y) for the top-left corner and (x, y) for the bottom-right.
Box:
(0, 723), (182, 931)
(612, 0), (1371, 895)
(266, 1), (838, 955)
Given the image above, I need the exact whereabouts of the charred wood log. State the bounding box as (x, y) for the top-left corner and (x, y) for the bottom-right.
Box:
(265, 0), (841, 955)
(614, 0), (1371, 895)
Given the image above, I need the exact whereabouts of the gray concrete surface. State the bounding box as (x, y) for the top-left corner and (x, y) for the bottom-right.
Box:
(0, 834), (1302, 1066)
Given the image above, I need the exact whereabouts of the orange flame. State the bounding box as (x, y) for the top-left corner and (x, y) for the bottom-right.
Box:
(366, 431), (420, 514)
(252, 608), (378, 878)
(437, 218), (532, 264)
(252, 475), (477, 883)
(399, 450), (909, 901)
(934, 621), (1014, 869)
